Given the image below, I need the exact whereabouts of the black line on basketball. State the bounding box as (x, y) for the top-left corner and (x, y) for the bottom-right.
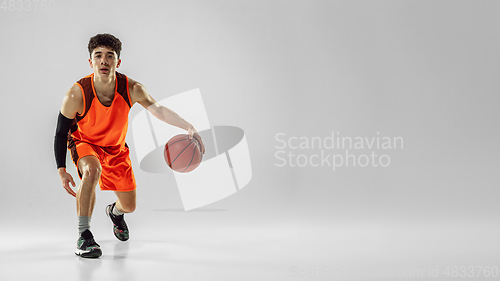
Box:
(166, 137), (190, 167)
(166, 137), (189, 150)
(170, 139), (195, 167)
(181, 145), (198, 173)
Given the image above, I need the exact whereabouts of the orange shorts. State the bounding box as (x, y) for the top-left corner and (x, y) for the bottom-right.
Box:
(68, 139), (137, 192)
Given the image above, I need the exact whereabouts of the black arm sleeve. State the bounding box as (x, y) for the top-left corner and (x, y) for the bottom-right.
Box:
(54, 112), (73, 169)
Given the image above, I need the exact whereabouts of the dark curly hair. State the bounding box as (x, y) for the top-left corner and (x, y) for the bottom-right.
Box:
(88, 33), (122, 58)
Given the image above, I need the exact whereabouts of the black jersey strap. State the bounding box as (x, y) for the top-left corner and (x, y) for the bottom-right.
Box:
(54, 112), (73, 169)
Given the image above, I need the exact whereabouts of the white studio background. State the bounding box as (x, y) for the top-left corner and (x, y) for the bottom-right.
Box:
(1, 0), (500, 279)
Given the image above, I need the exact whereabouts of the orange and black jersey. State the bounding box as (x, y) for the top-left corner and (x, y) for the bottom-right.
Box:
(69, 72), (132, 147)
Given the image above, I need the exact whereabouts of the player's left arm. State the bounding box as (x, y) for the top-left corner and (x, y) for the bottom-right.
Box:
(129, 78), (205, 154)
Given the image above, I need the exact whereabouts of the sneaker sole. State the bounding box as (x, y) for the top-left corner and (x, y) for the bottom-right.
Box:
(75, 248), (102, 258)
(105, 205), (112, 218)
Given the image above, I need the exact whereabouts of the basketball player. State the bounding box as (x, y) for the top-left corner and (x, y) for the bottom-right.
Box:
(54, 33), (205, 258)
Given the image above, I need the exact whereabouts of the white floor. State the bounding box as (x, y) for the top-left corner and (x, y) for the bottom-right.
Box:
(1, 208), (298, 281)
(2, 209), (499, 281)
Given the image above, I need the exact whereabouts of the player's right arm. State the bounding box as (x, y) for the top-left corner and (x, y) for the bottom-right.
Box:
(55, 84), (83, 197)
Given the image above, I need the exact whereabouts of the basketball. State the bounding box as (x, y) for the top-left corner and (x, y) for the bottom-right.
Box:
(164, 134), (203, 173)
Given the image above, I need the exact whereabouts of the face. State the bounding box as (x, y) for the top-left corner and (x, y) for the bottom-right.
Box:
(89, 46), (121, 77)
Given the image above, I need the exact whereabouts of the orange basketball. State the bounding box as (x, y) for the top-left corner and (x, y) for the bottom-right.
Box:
(164, 134), (203, 173)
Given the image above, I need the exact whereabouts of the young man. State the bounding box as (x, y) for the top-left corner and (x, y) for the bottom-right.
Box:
(54, 33), (205, 258)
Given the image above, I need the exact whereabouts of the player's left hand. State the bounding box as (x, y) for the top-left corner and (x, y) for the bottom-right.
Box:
(187, 127), (205, 154)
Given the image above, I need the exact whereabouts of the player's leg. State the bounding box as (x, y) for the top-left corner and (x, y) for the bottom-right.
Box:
(75, 155), (102, 258)
(105, 190), (135, 242)
(114, 190), (136, 214)
(77, 155), (101, 217)
(101, 143), (136, 241)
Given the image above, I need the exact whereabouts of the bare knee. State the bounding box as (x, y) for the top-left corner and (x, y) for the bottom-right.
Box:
(115, 190), (136, 214)
(118, 202), (136, 213)
(78, 156), (102, 184)
(81, 164), (102, 183)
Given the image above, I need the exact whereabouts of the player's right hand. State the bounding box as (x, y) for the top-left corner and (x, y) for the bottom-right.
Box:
(58, 168), (77, 197)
